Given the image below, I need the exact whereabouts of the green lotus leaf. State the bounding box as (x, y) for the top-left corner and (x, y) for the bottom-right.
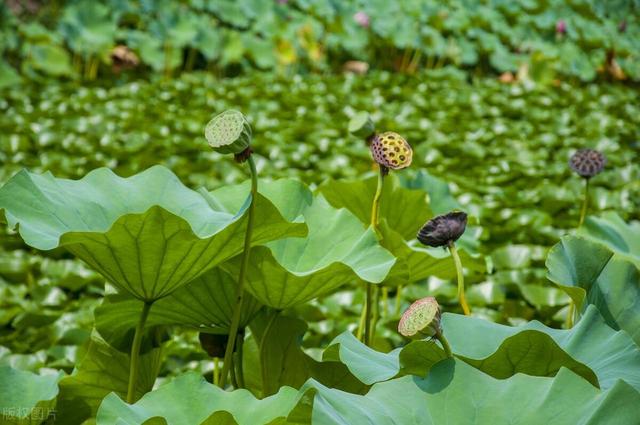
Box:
(323, 305), (640, 390)
(0, 166), (306, 302)
(319, 174), (431, 241)
(0, 366), (62, 425)
(55, 332), (162, 424)
(578, 212), (640, 266)
(242, 312), (367, 397)
(323, 332), (402, 385)
(223, 181), (396, 309)
(440, 305), (640, 391)
(547, 235), (640, 345)
(305, 359), (640, 425)
(95, 372), (302, 425)
(94, 267), (263, 349)
(319, 174), (484, 286)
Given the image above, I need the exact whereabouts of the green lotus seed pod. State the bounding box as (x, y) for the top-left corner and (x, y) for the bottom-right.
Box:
(348, 111), (375, 140)
(398, 297), (442, 339)
(204, 110), (252, 155)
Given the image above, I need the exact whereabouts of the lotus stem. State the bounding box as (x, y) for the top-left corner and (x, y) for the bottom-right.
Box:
(369, 285), (381, 343)
(235, 332), (245, 388)
(435, 329), (453, 358)
(127, 301), (153, 404)
(361, 167), (386, 346)
(448, 241), (471, 316)
(394, 285), (403, 316)
(220, 156), (258, 388)
(363, 281), (374, 346)
(370, 167), (385, 232)
(260, 310), (279, 397)
(213, 357), (220, 386)
(565, 299), (575, 329)
(578, 178), (590, 228)
(382, 286), (389, 318)
(356, 287), (367, 341)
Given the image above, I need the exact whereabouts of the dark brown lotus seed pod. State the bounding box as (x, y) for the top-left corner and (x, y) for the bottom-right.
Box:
(370, 132), (412, 170)
(198, 332), (229, 358)
(417, 211), (467, 248)
(569, 149), (606, 178)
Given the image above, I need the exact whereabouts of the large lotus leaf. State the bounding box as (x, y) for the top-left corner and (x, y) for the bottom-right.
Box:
(95, 372), (302, 425)
(305, 359), (640, 425)
(55, 332), (162, 424)
(319, 174), (432, 241)
(243, 313), (366, 397)
(0, 366), (62, 425)
(323, 305), (640, 390)
(440, 305), (640, 391)
(547, 235), (640, 345)
(94, 267), (263, 349)
(0, 166), (306, 301)
(223, 193), (396, 309)
(323, 332), (402, 385)
(578, 212), (640, 265)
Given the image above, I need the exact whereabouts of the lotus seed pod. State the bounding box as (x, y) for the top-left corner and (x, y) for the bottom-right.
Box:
(204, 110), (252, 155)
(569, 149), (606, 178)
(398, 297), (442, 339)
(198, 332), (229, 358)
(417, 211), (467, 248)
(370, 132), (412, 170)
(348, 111), (375, 140)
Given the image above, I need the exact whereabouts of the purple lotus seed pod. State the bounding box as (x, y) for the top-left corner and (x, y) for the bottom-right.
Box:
(556, 20), (567, 34)
(398, 297), (442, 339)
(569, 149), (606, 178)
(417, 211), (467, 248)
(354, 11), (370, 28)
(370, 132), (412, 170)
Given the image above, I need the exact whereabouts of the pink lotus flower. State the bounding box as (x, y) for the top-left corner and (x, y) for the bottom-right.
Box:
(354, 11), (370, 28)
(556, 20), (567, 34)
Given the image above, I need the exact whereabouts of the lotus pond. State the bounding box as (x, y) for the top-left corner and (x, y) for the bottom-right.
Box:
(0, 70), (639, 424)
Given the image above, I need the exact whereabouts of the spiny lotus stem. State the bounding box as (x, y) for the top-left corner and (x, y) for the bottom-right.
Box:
(204, 109), (253, 156)
(417, 211), (467, 248)
(370, 132), (412, 171)
(348, 111), (376, 140)
(569, 149), (606, 178)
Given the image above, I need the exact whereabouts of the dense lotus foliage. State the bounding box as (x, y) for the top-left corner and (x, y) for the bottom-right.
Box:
(1, 0), (639, 84)
(0, 14), (639, 424)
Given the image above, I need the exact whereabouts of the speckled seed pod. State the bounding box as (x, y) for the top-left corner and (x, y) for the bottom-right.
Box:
(417, 211), (467, 248)
(370, 132), (412, 170)
(569, 149), (606, 178)
(398, 297), (442, 339)
(204, 110), (252, 155)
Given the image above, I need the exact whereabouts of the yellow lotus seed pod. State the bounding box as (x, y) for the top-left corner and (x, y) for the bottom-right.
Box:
(370, 131), (412, 170)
